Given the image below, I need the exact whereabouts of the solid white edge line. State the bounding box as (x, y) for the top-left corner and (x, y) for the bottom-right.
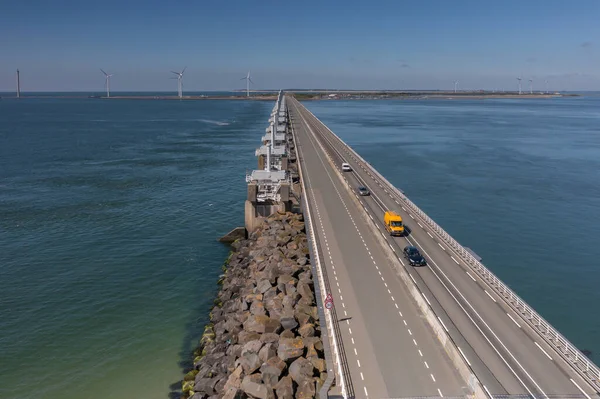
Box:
(457, 346), (472, 366)
(437, 316), (449, 332)
(534, 341), (553, 360)
(507, 313), (522, 328)
(570, 378), (592, 399)
(483, 385), (493, 399)
(451, 256), (460, 265)
(484, 290), (497, 302)
(422, 292), (432, 306)
(410, 274), (417, 284)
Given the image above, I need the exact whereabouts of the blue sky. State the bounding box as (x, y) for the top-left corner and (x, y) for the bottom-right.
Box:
(1, 0), (599, 91)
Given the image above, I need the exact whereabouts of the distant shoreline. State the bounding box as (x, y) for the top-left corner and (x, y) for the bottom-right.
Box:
(0, 91), (578, 101)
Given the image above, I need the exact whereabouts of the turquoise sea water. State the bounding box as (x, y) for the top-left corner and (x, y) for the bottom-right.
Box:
(1, 95), (599, 399)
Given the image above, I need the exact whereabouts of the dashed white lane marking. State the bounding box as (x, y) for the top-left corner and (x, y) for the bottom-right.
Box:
(430, 374), (436, 382)
(427, 232), (433, 238)
(484, 290), (497, 302)
(424, 361), (429, 369)
(364, 386), (369, 397)
(438, 243), (445, 250)
(360, 372), (364, 381)
(351, 337), (355, 344)
(534, 342), (553, 360)
(409, 214), (414, 219)
(354, 348), (358, 355)
(403, 320), (407, 326)
(507, 313), (522, 328)
(413, 338), (418, 346)
(418, 222), (423, 228)
(349, 328), (352, 334)
(395, 200), (400, 204)
(407, 329), (412, 335)
(402, 206), (406, 211)
(438, 388), (444, 397)
(451, 256), (460, 265)
(457, 347), (471, 366)
(357, 359), (361, 367)
(418, 350), (423, 357)
(466, 271), (477, 281)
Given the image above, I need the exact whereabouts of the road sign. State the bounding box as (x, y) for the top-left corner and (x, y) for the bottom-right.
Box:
(325, 293), (333, 302)
(325, 301), (333, 310)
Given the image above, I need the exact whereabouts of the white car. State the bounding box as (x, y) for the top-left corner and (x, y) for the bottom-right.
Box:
(341, 163), (352, 172)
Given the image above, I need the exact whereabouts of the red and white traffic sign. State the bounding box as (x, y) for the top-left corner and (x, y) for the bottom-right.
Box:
(325, 301), (333, 310)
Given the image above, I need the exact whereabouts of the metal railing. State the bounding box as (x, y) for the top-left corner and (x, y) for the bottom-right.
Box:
(298, 100), (600, 393)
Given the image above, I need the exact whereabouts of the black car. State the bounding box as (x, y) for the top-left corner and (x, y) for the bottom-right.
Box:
(357, 186), (370, 196)
(403, 246), (427, 266)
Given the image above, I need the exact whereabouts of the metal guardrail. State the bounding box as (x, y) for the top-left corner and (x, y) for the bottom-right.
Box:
(300, 101), (600, 393)
(289, 108), (354, 399)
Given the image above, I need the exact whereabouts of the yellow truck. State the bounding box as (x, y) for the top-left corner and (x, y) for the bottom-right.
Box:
(384, 211), (405, 236)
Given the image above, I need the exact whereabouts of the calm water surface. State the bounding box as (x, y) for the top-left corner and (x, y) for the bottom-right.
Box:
(1, 95), (599, 399)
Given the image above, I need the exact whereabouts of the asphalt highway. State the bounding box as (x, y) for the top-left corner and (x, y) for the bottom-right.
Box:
(287, 96), (598, 399)
(289, 99), (467, 398)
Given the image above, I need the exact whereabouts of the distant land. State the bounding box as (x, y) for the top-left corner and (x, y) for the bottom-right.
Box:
(0, 90), (579, 101)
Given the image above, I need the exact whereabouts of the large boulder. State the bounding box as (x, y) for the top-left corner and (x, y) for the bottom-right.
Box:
(238, 330), (261, 344)
(256, 279), (272, 294)
(244, 315), (282, 334)
(260, 333), (280, 344)
(297, 280), (315, 303)
(194, 376), (219, 395)
(296, 379), (316, 399)
(274, 376), (294, 399)
(241, 340), (263, 356)
(279, 316), (298, 331)
(289, 357), (315, 384)
(277, 337), (305, 361)
(223, 365), (243, 391)
(239, 351), (261, 374)
(250, 300), (266, 316)
(260, 356), (287, 386)
(258, 342), (277, 363)
(298, 323), (315, 338)
(241, 375), (272, 399)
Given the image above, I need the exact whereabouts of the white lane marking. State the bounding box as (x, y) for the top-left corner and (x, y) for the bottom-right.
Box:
(438, 388), (444, 397)
(407, 329), (412, 335)
(457, 347), (471, 366)
(354, 348), (358, 355)
(413, 339), (418, 346)
(387, 289), (391, 294)
(410, 274), (417, 284)
(360, 372), (364, 381)
(403, 320), (407, 326)
(534, 342), (553, 360)
(395, 200), (400, 204)
(418, 349), (423, 357)
(484, 290), (497, 302)
(357, 359), (361, 367)
(351, 337), (355, 344)
(483, 385), (493, 398)
(391, 296), (395, 301)
(399, 311), (403, 317)
(424, 361), (429, 369)
(402, 207), (406, 211)
(390, 244), (396, 252)
(340, 295), (343, 301)
(570, 378), (592, 399)
(409, 214), (414, 219)
(438, 243), (445, 250)
(418, 222), (423, 228)
(422, 293), (432, 306)
(368, 214), (374, 221)
(438, 317), (449, 332)
(427, 232), (433, 238)
(395, 303), (399, 309)
(466, 271), (477, 281)
(349, 328), (352, 334)
(507, 313), (522, 328)
(364, 386), (369, 397)
(451, 256), (460, 265)
(430, 374), (436, 382)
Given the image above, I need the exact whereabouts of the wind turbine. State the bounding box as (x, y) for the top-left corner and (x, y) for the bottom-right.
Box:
(545, 79), (549, 94)
(453, 80), (459, 93)
(100, 69), (114, 98)
(517, 77), (522, 95)
(529, 79), (533, 94)
(171, 67), (187, 98)
(241, 71), (254, 97)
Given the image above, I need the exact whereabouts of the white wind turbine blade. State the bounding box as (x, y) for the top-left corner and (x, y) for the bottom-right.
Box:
(100, 68), (108, 76)
(181, 66), (187, 75)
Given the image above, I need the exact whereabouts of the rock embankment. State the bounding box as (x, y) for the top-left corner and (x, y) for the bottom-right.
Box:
(184, 211), (326, 399)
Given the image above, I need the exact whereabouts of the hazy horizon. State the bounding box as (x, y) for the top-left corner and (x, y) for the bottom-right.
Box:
(1, 0), (599, 92)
